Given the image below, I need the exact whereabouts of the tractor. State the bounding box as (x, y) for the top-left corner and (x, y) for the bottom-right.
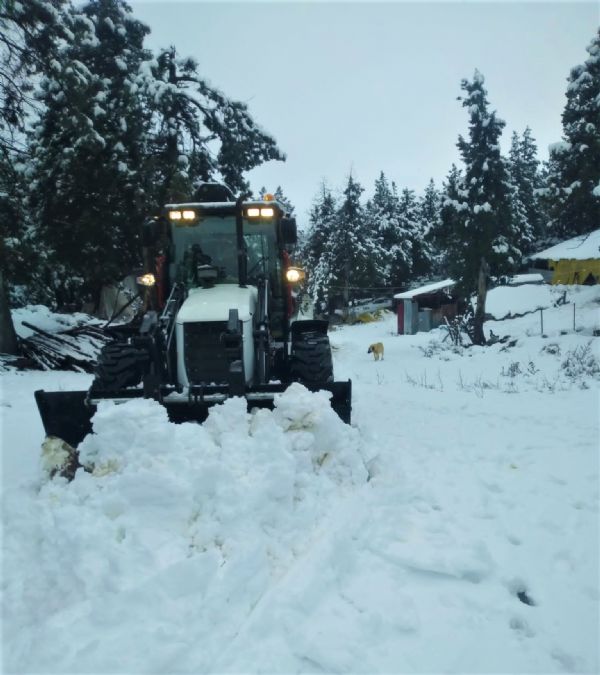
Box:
(35, 184), (351, 448)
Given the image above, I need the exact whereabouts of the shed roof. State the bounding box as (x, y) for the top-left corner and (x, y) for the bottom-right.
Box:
(394, 278), (455, 299)
(529, 229), (600, 261)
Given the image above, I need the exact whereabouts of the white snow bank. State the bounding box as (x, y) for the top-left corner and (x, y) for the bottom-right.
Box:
(485, 283), (561, 318)
(485, 283), (600, 320)
(3, 385), (367, 673)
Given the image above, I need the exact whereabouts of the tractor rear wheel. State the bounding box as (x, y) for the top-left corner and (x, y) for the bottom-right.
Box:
(290, 333), (334, 386)
(92, 342), (148, 391)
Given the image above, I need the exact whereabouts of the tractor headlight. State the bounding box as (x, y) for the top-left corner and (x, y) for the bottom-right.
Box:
(285, 267), (305, 284)
(182, 210), (196, 220)
(136, 273), (156, 287)
(247, 207), (260, 217)
(260, 207), (274, 217)
(168, 210), (182, 220)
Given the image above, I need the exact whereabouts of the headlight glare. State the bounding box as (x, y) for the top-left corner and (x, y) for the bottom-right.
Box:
(136, 273), (156, 287)
(285, 267), (305, 284)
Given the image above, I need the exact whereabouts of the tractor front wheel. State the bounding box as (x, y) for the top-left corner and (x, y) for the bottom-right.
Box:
(92, 342), (149, 392)
(290, 333), (334, 386)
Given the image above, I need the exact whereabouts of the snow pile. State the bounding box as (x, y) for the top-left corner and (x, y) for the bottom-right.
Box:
(3, 385), (367, 673)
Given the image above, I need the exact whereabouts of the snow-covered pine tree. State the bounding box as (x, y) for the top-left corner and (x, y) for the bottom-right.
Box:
(26, 0), (152, 308)
(399, 187), (432, 282)
(446, 71), (517, 344)
(507, 128), (541, 255)
(364, 172), (407, 288)
(143, 46), (285, 203)
(328, 173), (378, 309)
(544, 29), (600, 238)
(419, 178), (443, 275)
(518, 128), (543, 245)
(302, 183), (337, 311)
(436, 164), (465, 275)
(1, 0), (78, 336)
(0, 0), (74, 160)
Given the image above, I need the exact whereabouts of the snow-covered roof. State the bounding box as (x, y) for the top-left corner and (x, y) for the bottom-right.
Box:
(394, 278), (455, 299)
(529, 229), (600, 261)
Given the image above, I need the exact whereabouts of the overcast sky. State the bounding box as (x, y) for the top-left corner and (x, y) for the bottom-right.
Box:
(130, 1), (597, 227)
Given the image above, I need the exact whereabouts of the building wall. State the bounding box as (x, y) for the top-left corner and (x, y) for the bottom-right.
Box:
(549, 259), (600, 285)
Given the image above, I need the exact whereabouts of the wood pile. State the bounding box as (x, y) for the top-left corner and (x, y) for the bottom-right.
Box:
(17, 321), (112, 372)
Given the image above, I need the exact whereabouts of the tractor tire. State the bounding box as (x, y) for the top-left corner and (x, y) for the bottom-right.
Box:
(92, 342), (148, 391)
(290, 333), (334, 386)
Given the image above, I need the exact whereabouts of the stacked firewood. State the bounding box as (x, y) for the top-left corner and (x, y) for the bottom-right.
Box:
(17, 322), (113, 372)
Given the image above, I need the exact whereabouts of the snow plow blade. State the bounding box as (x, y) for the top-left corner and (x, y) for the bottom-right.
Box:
(34, 380), (352, 448)
(34, 390), (95, 449)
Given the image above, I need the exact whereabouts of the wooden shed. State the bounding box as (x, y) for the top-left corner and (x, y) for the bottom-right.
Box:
(394, 279), (458, 335)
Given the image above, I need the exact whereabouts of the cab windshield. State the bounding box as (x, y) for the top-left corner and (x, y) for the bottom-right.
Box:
(170, 215), (280, 287)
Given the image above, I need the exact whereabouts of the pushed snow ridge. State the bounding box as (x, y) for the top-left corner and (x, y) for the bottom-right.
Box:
(4, 384), (368, 673)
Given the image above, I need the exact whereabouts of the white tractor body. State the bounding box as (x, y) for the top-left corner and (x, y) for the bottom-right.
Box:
(175, 285), (258, 387)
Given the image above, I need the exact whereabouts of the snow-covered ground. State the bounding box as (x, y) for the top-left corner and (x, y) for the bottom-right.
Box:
(2, 284), (599, 674)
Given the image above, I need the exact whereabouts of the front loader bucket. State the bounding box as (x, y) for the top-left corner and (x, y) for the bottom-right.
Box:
(318, 380), (352, 424)
(35, 379), (353, 449)
(34, 390), (96, 449)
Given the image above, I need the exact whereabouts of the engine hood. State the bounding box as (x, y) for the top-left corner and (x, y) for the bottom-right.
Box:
(176, 285), (258, 324)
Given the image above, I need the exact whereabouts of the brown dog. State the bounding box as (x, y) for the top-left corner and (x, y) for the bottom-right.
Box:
(367, 342), (384, 361)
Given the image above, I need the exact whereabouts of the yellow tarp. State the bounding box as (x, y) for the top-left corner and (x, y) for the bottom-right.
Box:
(549, 258), (600, 285)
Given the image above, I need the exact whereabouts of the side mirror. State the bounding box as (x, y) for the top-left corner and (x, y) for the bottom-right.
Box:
(281, 217), (297, 246)
(142, 218), (160, 247)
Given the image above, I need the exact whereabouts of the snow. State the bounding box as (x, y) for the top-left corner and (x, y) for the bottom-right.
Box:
(507, 273), (544, 285)
(11, 305), (101, 339)
(2, 284), (599, 673)
(548, 141), (572, 155)
(529, 228), (600, 261)
(394, 278), (455, 299)
(484, 283), (574, 319)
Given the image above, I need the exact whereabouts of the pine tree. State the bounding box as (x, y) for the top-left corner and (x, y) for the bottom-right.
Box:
(273, 186), (295, 216)
(437, 164), (465, 275)
(545, 29), (600, 238)
(399, 187), (432, 282)
(0, 0), (73, 160)
(1, 0), (78, 340)
(302, 183), (337, 311)
(419, 179), (443, 275)
(328, 173), (379, 308)
(26, 0), (152, 307)
(507, 128), (541, 255)
(446, 71), (517, 344)
(144, 46), (285, 203)
(365, 172), (406, 288)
